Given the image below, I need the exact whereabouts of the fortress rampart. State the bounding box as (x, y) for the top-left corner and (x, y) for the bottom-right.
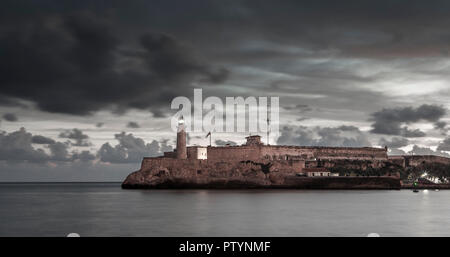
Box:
(122, 122), (449, 189)
(189, 143), (387, 163)
(143, 134), (391, 175)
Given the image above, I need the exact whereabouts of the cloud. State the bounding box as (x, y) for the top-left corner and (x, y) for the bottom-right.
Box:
(437, 137), (450, 152)
(31, 135), (56, 144)
(434, 121), (447, 129)
(387, 148), (406, 155)
(434, 121), (448, 135)
(0, 128), (94, 163)
(126, 121), (140, 128)
(0, 128), (49, 163)
(98, 132), (173, 163)
(408, 145), (450, 157)
(1, 127), (174, 165)
(369, 104), (447, 137)
(283, 104), (312, 113)
(2, 113), (18, 122)
(71, 150), (96, 162)
(380, 137), (410, 155)
(138, 33), (229, 83)
(215, 140), (237, 146)
(401, 128), (426, 138)
(59, 128), (91, 146)
(48, 142), (70, 161)
(0, 12), (228, 117)
(379, 137), (409, 148)
(277, 125), (371, 147)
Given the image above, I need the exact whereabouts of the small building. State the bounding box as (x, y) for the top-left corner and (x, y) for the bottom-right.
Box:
(303, 167), (331, 177)
(195, 147), (207, 160)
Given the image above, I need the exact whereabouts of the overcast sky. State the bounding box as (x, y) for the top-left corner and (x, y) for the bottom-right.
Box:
(1, 0), (450, 181)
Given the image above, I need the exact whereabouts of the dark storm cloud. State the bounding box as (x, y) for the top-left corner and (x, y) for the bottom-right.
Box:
(0, 128), (95, 163)
(98, 132), (173, 163)
(369, 105), (447, 137)
(31, 135), (56, 145)
(215, 140), (237, 146)
(0, 9), (228, 116)
(126, 121), (140, 129)
(379, 137), (409, 148)
(0, 95), (27, 108)
(2, 113), (18, 122)
(121, 0), (450, 60)
(59, 128), (91, 146)
(138, 33), (229, 83)
(277, 125), (371, 147)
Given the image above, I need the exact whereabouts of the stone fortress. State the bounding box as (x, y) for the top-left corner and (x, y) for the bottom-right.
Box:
(122, 118), (450, 189)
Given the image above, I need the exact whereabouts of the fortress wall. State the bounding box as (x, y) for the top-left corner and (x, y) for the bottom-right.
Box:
(261, 145), (387, 160)
(206, 146), (262, 161)
(261, 146), (314, 159)
(387, 156), (406, 167)
(291, 160), (305, 172)
(313, 147), (387, 160)
(156, 144), (387, 165)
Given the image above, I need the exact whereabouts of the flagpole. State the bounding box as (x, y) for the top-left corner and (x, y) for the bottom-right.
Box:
(206, 131), (212, 147)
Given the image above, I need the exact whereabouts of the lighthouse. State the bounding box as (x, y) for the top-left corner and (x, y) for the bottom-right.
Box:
(176, 116), (187, 159)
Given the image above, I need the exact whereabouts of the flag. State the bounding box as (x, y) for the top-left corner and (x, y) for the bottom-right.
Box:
(206, 132), (211, 138)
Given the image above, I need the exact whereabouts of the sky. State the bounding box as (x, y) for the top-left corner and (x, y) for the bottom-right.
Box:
(1, 0), (450, 181)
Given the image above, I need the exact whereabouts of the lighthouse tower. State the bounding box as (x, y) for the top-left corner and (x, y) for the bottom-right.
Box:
(176, 116), (187, 159)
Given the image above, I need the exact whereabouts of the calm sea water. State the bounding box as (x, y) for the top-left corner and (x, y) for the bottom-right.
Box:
(0, 183), (449, 237)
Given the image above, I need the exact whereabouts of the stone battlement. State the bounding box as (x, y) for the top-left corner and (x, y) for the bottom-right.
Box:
(122, 131), (449, 189)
